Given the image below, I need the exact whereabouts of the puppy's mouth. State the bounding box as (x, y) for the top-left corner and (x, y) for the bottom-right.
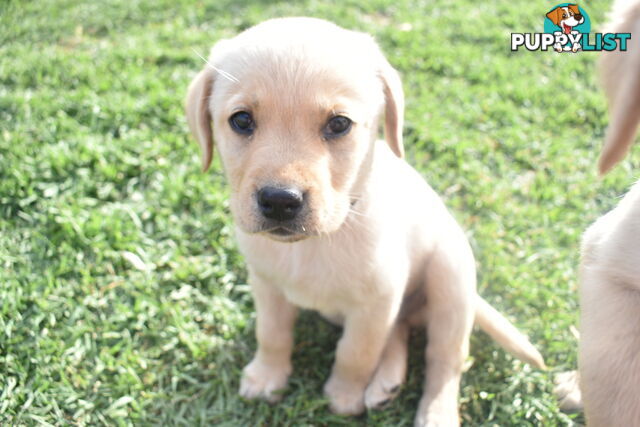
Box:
(260, 225), (312, 242)
(242, 196), (358, 243)
(259, 197), (359, 242)
(270, 226), (294, 236)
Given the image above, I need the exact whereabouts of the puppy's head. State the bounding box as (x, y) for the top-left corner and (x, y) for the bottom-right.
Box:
(186, 18), (404, 242)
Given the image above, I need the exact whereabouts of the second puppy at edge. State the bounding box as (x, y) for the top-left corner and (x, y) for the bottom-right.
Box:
(577, 0), (640, 424)
(186, 17), (545, 426)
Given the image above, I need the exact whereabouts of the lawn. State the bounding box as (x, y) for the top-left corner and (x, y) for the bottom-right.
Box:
(1, 0), (636, 425)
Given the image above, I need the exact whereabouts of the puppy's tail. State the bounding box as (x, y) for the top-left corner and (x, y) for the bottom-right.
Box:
(475, 296), (546, 369)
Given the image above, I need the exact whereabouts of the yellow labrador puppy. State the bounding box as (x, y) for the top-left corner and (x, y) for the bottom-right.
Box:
(578, 0), (640, 424)
(186, 17), (544, 426)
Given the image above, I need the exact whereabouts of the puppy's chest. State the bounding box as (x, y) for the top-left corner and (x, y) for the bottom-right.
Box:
(240, 236), (386, 314)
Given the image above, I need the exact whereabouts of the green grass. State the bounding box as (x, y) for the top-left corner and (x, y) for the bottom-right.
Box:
(1, 0), (637, 425)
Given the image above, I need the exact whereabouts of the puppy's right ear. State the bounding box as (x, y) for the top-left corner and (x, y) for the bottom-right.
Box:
(568, 4), (580, 16)
(378, 56), (405, 158)
(598, 23), (640, 175)
(185, 68), (214, 172)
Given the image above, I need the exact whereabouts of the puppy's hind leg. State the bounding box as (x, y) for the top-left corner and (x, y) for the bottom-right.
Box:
(365, 321), (410, 409)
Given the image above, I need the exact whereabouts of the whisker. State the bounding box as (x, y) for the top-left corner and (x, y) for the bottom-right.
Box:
(347, 208), (367, 218)
(192, 48), (240, 83)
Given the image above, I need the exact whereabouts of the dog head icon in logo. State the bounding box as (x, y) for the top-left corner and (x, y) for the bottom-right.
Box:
(546, 4), (584, 34)
(511, 4), (630, 53)
(544, 4), (591, 52)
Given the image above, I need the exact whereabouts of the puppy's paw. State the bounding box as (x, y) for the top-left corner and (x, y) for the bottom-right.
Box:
(414, 413), (459, 427)
(414, 396), (460, 427)
(554, 370), (583, 413)
(323, 375), (366, 415)
(239, 357), (291, 403)
(364, 373), (401, 409)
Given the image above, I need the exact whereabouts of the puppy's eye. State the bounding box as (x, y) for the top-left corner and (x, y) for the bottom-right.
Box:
(229, 111), (255, 135)
(562, 13), (567, 18)
(324, 116), (352, 138)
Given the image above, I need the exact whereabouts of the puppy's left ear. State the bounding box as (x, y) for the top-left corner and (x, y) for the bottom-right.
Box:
(185, 68), (215, 172)
(378, 56), (405, 158)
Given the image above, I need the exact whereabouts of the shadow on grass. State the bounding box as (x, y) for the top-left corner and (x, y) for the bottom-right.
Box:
(193, 309), (428, 426)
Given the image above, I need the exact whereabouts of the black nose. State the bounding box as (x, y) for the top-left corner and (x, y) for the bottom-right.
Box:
(575, 13), (583, 21)
(257, 186), (304, 221)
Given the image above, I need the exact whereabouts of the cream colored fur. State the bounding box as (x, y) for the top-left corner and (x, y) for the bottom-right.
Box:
(598, 0), (640, 175)
(185, 17), (544, 426)
(574, 1), (640, 424)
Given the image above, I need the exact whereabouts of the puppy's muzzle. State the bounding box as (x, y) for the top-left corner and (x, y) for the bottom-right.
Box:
(257, 186), (304, 222)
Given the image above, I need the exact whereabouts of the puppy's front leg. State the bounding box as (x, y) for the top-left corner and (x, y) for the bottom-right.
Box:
(324, 300), (398, 415)
(240, 272), (298, 402)
(415, 247), (475, 427)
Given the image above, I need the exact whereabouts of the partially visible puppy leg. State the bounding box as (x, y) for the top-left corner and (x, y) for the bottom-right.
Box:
(364, 321), (410, 409)
(580, 268), (640, 426)
(414, 246), (475, 427)
(554, 370), (583, 413)
(240, 272), (298, 402)
(324, 300), (399, 415)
